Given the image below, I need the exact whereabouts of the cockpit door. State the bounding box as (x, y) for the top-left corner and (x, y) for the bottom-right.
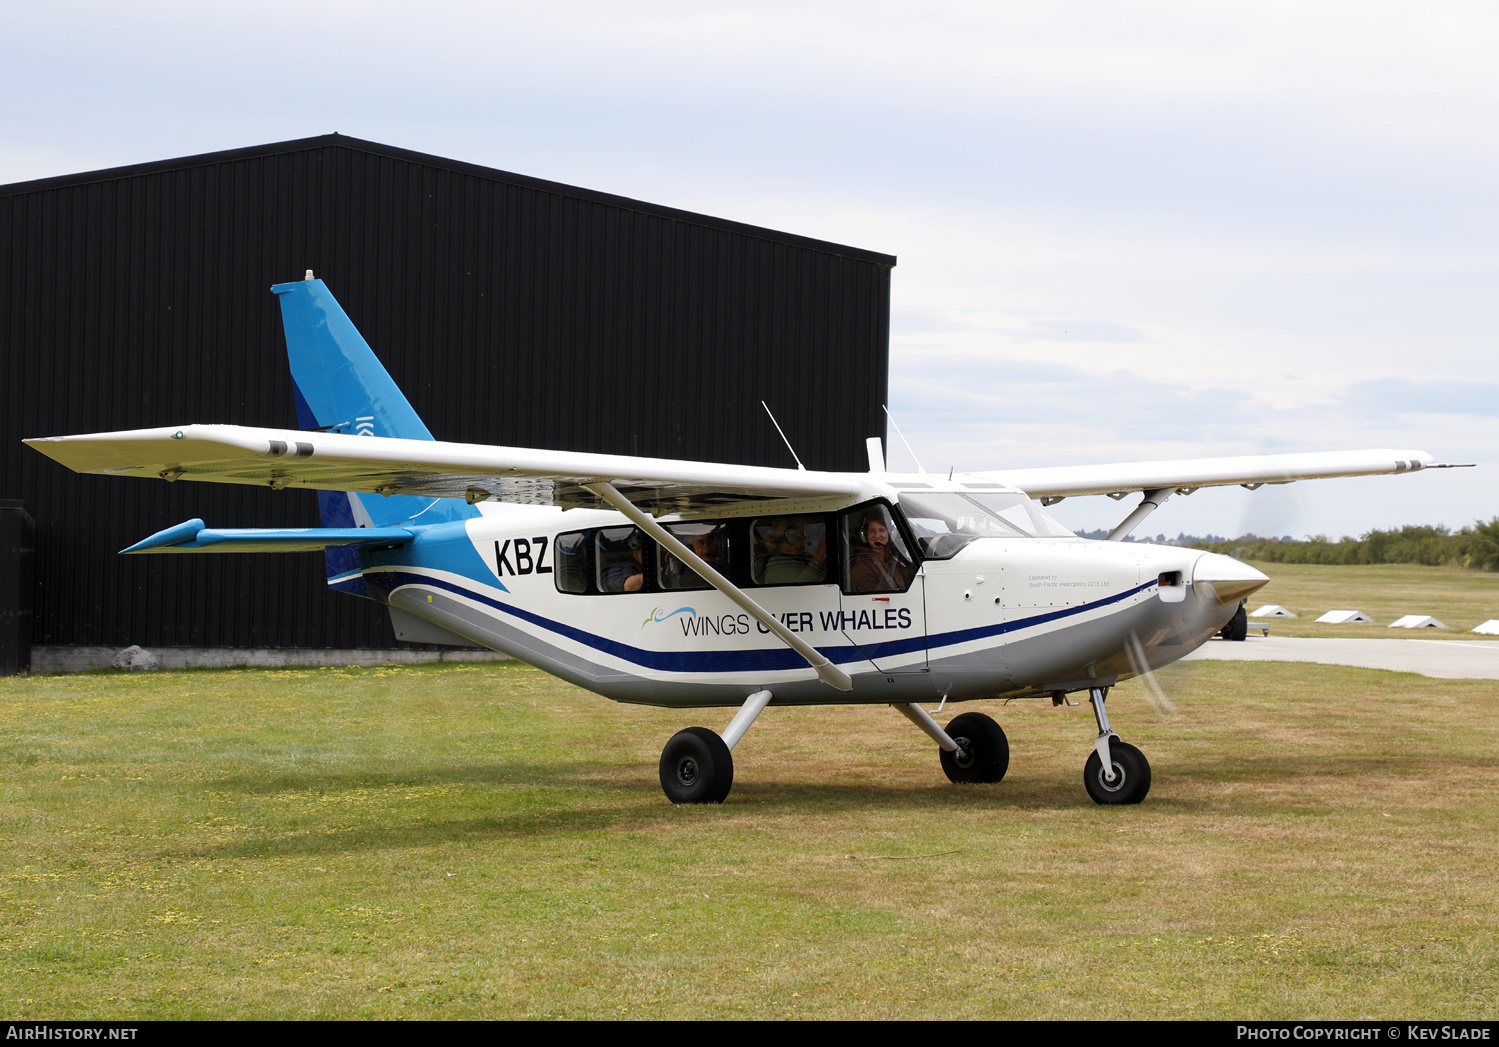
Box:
(836, 502), (928, 673)
(837, 571), (928, 672)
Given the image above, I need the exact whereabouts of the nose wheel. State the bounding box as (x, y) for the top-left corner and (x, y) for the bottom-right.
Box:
(1083, 737), (1151, 804)
(1083, 686), (1152, 805)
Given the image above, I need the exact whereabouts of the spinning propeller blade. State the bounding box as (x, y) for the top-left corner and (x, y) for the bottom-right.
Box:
(1126, 631), (1177, 720)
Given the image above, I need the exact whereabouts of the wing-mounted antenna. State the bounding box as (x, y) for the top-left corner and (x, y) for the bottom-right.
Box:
(883, 406), (926, 473)
(866, 436), (885, 473)
(761, 401), (806, 471)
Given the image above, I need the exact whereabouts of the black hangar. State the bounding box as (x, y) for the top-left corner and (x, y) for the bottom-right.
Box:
(0, 134), (895, 669)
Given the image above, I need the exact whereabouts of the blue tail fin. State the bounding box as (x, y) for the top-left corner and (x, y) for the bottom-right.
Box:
(271, 275), (475, 594)
(272, 275), (437, 441)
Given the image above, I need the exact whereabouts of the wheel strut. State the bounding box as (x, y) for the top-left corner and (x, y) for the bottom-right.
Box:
(1089, 686), (1118, 782)
(1081, 685), (1152, 804)
(896, 702), (962, 755)
(721, 689), (772, 751)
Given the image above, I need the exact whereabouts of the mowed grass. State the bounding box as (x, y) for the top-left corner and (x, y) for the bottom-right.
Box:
(1244, 560), (1499, 638)
(2, 660), (1496, 1019)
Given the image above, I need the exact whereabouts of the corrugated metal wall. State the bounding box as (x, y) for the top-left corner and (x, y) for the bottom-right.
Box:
(0, 135), (894, 649)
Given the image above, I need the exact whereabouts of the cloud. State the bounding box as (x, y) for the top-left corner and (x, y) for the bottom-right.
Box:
(3, 0), (1495, 537)
(886, 354), (1273, 447)
(892, 309), (1146, 346)
(1014, 320), (1144, 343)
(1340, 377), (1499, 418)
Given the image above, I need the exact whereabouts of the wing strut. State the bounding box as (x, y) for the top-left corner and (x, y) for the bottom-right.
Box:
(1106, 488), (1173, 541)
(584, 481), (854, 692)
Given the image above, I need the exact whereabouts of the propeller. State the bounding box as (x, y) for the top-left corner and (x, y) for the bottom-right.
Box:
(1126, 629), (1177, 719)
(1232, 438), (1312, 544)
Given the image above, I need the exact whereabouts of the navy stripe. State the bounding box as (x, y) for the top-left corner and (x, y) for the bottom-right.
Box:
(374, 571), (814, 672)
(370, 570), (1155, 674)
(843, 579), (1157, 661)
(921, 579), (1157, 652)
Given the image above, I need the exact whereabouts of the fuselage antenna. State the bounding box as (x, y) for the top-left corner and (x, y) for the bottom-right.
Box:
(883, 406), (927, 474)
(761, 401), (806, 471)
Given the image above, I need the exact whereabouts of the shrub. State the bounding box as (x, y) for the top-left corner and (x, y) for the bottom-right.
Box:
(1191, 519), (1499, 570)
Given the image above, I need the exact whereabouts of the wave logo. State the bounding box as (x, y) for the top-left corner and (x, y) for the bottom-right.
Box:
(643, 606), (696, 628)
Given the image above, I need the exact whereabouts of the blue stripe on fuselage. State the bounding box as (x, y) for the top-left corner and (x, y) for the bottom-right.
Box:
(364, 568), (1158, 675)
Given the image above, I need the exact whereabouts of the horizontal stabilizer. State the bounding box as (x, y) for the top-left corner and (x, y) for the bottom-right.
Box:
(122, 518), (415, 554)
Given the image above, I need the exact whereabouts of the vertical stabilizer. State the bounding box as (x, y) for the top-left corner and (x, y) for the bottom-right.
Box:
(272, 275), (435, 440)
(270, 275), (475, 593)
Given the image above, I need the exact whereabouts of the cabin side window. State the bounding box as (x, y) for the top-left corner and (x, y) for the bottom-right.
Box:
(595, 526), (649, 593)
(839, 503), (918, 594)
(658, 521), (733, 590)
(750, 515), (830, 586)
(557, 515), (799, 595)
(553, 531), (591, 593)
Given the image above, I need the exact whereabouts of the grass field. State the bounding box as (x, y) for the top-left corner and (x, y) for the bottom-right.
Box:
(1244, 561), (1499, 638)
(2, 659), (1496, 1019)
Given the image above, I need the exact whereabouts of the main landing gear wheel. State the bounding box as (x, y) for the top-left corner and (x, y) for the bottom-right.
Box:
(1083, 737), (1151, 805)
(1219, 603), (1249, 641)
(939, 712), (1010, 784)
(659, 727), (734, 804)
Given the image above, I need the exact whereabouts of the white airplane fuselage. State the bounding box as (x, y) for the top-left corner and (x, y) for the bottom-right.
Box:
(356, 495), (1264, 709)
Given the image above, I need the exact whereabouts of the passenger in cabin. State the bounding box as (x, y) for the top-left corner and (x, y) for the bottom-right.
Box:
(755, 517), (827, 584)
(660, 525), (725, 590)
(848, 508), (915, 592)
(599, 529), (646, 592)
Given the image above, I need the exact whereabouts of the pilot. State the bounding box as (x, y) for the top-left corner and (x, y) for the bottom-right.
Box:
(757, 518), (827, 584)
(849, 509), (914, 592)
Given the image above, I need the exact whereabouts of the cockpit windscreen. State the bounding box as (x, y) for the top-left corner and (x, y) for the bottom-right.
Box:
(899, 491), (1075, 559)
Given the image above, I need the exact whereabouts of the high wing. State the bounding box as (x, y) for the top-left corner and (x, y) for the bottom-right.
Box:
(23, 423), (867, 516)
(26, 421), (866, 690)
(977, 448), (1454, 502)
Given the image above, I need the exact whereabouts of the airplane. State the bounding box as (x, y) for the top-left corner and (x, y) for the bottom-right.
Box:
(24, 274), (1464, 806)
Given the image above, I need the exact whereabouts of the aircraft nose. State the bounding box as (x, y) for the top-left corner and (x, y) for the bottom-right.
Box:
(1192, 552), (1269, 608)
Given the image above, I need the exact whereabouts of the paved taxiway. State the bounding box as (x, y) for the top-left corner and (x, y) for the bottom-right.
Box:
(1182, 636), (1499, 680)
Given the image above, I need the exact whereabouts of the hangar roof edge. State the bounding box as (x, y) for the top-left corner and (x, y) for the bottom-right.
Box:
(0, 132), (897, 268)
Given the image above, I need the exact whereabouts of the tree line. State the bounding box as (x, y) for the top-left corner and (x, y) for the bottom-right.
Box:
(1190, 519), (1499, 571)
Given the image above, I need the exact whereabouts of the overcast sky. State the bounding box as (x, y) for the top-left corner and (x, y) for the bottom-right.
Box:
(4, 1), (1495, 539)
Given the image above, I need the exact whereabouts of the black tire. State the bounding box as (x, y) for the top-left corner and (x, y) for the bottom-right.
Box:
(939, 712), (1010, 784)
(1219, 603), (1249, 641)
(1083, 737), (1151, 805)
(659, 727), (734, 804)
